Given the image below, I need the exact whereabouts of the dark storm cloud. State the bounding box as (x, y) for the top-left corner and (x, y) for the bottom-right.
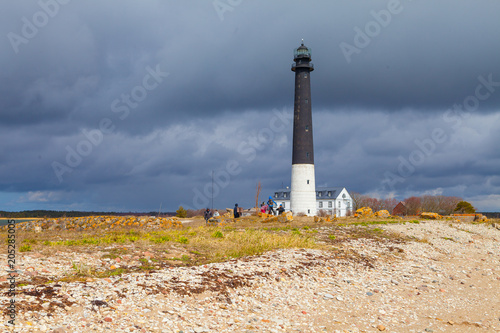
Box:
(1, 0), (499, 212)
(3, 1), (499, 129)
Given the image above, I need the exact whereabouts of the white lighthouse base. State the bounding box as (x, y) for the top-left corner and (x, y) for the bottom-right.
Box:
(290, 164), (316, 216)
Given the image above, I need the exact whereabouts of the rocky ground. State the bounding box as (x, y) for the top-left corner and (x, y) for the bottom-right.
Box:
(1, 220), (499, 333)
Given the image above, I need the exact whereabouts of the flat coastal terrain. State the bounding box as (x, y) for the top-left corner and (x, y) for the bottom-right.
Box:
(1, 217), (499, 332)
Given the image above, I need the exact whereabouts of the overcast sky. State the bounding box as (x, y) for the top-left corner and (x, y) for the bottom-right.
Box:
(1, 0), (499, 212)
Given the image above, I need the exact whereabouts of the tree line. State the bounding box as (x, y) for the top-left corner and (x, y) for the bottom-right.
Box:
(349, 194), (471, 215)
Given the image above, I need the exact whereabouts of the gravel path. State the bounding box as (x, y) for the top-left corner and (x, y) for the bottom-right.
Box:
(1, 221), (499, 332)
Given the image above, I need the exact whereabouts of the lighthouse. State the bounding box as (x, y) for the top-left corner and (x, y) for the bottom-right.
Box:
(290, 41), (316, 216)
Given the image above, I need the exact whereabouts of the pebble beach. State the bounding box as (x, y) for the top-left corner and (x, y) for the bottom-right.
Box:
(1, 220), (499, 332)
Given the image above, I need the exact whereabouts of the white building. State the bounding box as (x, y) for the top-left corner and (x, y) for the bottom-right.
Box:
(273, 187), (353, 217)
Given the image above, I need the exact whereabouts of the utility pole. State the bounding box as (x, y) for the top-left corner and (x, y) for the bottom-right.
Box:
(211, 170), (214, 211)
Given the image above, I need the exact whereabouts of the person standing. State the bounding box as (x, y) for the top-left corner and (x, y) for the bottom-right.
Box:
(204, 208), (212, 224)
(267, 196), (277, 215)
(233, 203), (240, 218)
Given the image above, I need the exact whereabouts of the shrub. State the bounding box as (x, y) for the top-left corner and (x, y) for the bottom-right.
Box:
(317, 210), (328, 217)
(20, 244), (32, 252)
(106, 268), (126, 276)
(212, 230), (224, 238)
(176, 206), (187, 218)
(176, 236), (188, 244)
(150, 235), (170, 244)
(454, 201), (476, 214)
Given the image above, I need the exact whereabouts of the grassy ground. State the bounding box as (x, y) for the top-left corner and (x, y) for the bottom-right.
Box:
(3, 215), (498, 284)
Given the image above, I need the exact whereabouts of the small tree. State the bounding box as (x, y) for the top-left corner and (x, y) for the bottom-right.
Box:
(176, 206), (187, 218)
(350, 192), (367, 211)
(317, 209), (328, 217)
(404, 196), (421, 215)
(380, 198), (398, 212)
(454, 201), (475, 214)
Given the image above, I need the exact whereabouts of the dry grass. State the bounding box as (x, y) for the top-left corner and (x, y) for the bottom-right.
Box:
(4, 219), (319, 263)
(1, 214), (448, 282)
(185, 226), (317, 262)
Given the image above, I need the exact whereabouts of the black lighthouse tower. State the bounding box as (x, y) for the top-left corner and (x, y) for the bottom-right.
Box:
(290, 41), (316, 216)
(291, 41), (314, 164)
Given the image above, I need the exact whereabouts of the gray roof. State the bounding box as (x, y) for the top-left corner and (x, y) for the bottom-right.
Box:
(273, 187), (347, 200)
(315, 187), (345, 199)
(273, 188), (290, 200)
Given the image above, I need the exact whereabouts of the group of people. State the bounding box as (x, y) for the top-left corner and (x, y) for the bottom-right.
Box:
(260, 196), (285, 216)
(203, 195), (286, 224)
(203, 208), (219, 223)
(203, 205), (238, 224)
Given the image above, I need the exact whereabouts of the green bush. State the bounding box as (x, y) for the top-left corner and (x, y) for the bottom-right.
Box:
(20, 244), (32, 252)
(150, 236), (170, 244)
(212, 230), (224, 238)
(176, 206), (187, 218)
(176, 236), (188, 244)
(454, 201), (476, 214)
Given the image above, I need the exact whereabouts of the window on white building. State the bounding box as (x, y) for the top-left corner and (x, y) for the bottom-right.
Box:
(328, 201), (332, 208)
(319, 202), (323, 208)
